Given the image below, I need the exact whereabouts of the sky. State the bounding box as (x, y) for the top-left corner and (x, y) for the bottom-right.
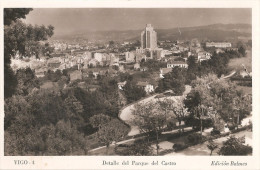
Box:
(23, 8), (251, 35)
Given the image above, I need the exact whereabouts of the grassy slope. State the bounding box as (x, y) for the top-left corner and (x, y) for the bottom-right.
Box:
(228, 49), (252, 72)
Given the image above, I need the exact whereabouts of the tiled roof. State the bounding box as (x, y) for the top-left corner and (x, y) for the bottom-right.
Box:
(161, 68), (172, 74)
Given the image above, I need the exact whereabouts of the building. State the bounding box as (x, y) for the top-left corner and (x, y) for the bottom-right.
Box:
(197, 51), (212, 62)
(167, 61), (188, 68)
(159, 68), (172, 78)
(47, 58), (61, 68)
(94, 53), (103, 62)
(135, 53), (146, 63)
(35, 67), (48, 78)
(88, 59), (98, 67)
(125, 51), (135, 62)
(155, 48), (165, 60)
(215, 48), (224, 54)
(141, 24), (157, 49)
(136, 81), (154, 93)
(206, 42), (232, 48)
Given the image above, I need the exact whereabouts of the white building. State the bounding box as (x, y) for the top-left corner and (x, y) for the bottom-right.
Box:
(136, 81), (154, 93)
(125, 51), (135, 62)
(94, 53), (103, 62)
(159, 68), (172, 78)
(197, 51), (212, 62)
(206, 42), (232, 48)
(141, 24), (157, 49)
(167, 61), (188, 68)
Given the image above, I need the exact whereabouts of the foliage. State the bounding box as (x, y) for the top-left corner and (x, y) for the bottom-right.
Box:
(4, 93), (89, 156)
(4, 8), (33, 25)
(115, 139), (153, 156)
(96, 119), (128, 154)
(119, 72), (133, 82)
(184, 74), (251, 130)
(140, 59), (166, 72)
(218, 136), (252, 155)
(237, 42), (246, 57)
(132, 101), (173, 155)
(162, 97), (189, 132)
(123, 81), (146, 103)
(89, 114), (111, 129)
(15, 68), (40, 95)
(156, 67), (187, 95)
(172, 143), (188, 152)
(4, 9), (54, 98)
(186, 133), (205, 145)
(45, 69), (63, 82)
(207, 139), (218, 156)
(210, 129), (221, 136)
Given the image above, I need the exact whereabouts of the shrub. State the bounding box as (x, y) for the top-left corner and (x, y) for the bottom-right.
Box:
(227, 122), (236, 131)
(115, 139), (153, 156)
(211, 129), (221, 136)
(218, 136), (252, 155)
(172, 143), (188, 151)
(186, 133), (205, 145)
(166, 120), (177, 131)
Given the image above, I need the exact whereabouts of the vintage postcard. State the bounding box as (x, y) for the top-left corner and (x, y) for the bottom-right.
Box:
(0, 0), (260, 169)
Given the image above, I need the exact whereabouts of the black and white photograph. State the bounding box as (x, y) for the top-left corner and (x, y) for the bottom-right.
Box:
(1, 0), (260, 169)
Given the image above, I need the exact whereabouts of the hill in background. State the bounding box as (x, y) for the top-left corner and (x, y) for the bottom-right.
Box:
(52, 23), (251, 43)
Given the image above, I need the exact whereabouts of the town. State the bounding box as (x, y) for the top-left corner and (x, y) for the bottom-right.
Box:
(4, 8), (252, 157)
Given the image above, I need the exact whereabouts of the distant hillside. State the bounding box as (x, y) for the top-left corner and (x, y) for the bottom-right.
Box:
(52, 23), (251, 43)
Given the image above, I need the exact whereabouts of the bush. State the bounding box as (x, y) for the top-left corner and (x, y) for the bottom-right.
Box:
(211, 129), (221, 136)
(203, 118), (214, 129)
(218, 136), (252, 155)
(172, 143), (188, 152)
(115, 139), (153, 156)
(166, 120), (177, 131)
(186, 133), (205, 145)
(227, 122), (236, 131)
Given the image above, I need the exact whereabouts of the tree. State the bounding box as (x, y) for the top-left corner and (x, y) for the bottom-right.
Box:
(156, 67), (187, 95)
(186, 55), (198, 83)
(193, 104), (209, 134)
(123, 81), (146, 103)
(96, 119), (128, 155)
(168, 97), (189, 133)
(207, 139), (218, 156)
(89, 114), (111, 130)
(132, 101), (171, 155)
(4, 9), (54, 98)
(185, 74), (251, 131)
(218, 135), (252, 155)
(4, 8), (33, 25)
(15, 68), (39, 95)
(109, 41), (115, 48)
(237, 42), (246, 57)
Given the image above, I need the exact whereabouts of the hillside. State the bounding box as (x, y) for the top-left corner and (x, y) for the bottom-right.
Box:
(52, 23), (251, 43)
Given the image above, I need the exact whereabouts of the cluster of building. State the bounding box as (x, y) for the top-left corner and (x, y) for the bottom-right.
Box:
(11, 23), (238, 95)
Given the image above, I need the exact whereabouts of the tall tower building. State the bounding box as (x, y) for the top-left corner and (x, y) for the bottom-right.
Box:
(141, 24), (157, 49)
